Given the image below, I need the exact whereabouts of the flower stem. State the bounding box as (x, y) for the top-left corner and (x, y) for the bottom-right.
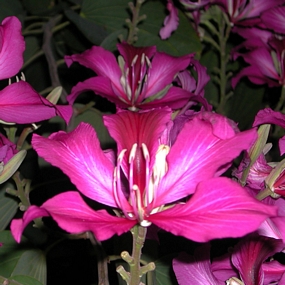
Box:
(276, 85), (285, 112)
(216, 12), (232, 114)
(129, 225), (147, 285)
(117, 225), (155, 285)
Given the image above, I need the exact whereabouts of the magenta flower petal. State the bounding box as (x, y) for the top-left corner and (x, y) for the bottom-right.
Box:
(31, 123), (117, 208)
(66, 42), (194, 110)
(0, 81), (72, 124)
(117, 42), (156, 67)
(262, 260), (285, 285)
(146, 52), (193, 98)
(149, 178), (276, 242)
(173, 245), (222, 285)
(261, 6), (285, 34)
(11, 206), (49, 243)
(11, 191), (136, 242)
(139, 87), (196, 110)
(159, 0), (179, 40)
(0, 16), (25, 80)
(67, 77), (129, 107)
(212, 253), (237, 282)
(65, 45), (121, 86)
(232, 236), (284, 285)
(104, 108), (172, 170)
(104, 109), (172, 192)
(253, 108), (285, 155)
(155, 113), (257, 206)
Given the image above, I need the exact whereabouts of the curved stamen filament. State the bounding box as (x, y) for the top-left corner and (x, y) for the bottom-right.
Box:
(113, 149), (134, 219)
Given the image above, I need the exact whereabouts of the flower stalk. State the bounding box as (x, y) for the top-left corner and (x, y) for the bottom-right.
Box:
(117, 225), (155, 285)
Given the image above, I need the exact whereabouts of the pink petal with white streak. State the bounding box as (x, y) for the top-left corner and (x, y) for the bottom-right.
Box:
(32, 123), (117, 208)
(149, 178), (276, 242)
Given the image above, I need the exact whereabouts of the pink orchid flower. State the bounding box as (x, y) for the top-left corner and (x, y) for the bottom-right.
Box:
(11, 110), (276, 242)
(173, 244), (223, 285)
(173, 237), (285, 285)
(232, 36), (285, 89)
(231, 235), (285, 285)
(0, 16), (72, 124)
(213, 0), (284, 26)
(65, 42), (195, 111)
(261, 6), (285, 35)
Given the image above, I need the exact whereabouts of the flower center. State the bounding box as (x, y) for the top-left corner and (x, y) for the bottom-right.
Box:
(113, 143), (169, 226)
(118, 53), (151, 107)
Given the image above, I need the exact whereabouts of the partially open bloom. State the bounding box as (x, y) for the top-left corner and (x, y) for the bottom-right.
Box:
(65, 42), (195, 111)
(173, 236), (285, 285)
(0, 133), (26, 184)
(213, 0), (284, 26)
(232, 36), (285, 88)
(11, 109), (276, 242)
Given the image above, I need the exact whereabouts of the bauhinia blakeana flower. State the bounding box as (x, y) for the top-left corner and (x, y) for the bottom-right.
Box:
(11, 109), (276, 242)
(231, 235), (285, 285)
(213, 0), (284, 26)
(173, 236), (285, 285)
(65, 42), (196, 111)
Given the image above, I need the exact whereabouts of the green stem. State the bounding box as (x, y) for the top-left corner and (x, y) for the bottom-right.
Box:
(276, 85), (285, 112)
(126, 0), (146, 44)
(216, 13), (232, 114)
(129, 225), (147, 285)
(256, 187), (272, 201)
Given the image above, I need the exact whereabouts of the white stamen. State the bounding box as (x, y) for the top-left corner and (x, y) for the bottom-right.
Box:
(145, 55), (151, 68)
(129, 143), (137, 163)
(131, 54), (138, 66)
(141, 143), (150, 161)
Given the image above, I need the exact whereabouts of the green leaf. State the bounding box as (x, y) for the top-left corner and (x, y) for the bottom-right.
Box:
(0, 183), (18, 230)
(0, 276), (23, 285)
(65, 9), (108, 45)
(155, 254), (178, 285)
(23, 36), (40, 64)
(73, 104), (115, 149)
(11, 275), (43, 285)
(80, 0), (129, 34)
(0, 0), (24, 21)
(0, 231), (46, 285)
(136, 1), (202, 56)
(11, 250), (46, 285)
(227, 81), (264, 130)
(0, 231), (25, 277)
(81, 0), (202, 56)
(22, 0), (54, 15)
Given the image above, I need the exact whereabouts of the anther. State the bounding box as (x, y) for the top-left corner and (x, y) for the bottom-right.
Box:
(141, 143), (150, 162)
(129, 143), (137, 163)
(145, 56), (151, 68)
(131, 54), (138, 66)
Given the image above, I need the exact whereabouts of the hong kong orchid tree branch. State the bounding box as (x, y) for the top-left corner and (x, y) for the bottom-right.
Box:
(200, 7), (233, 113)
(126, 0), (147, 44)
(42, 15), (68, 102)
